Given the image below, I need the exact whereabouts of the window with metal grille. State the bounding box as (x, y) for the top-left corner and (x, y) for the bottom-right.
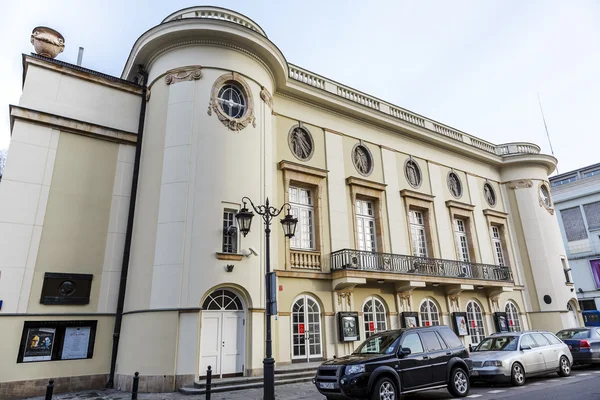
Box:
(410, 210), (427, 257)
(491, 226), (506, 266)
(222, 210), (238, 253)
(454, 219), (470, 262)
(560, 207), (588, 242)
(289, 186), (315, 250)
(583, 201), (600, 230)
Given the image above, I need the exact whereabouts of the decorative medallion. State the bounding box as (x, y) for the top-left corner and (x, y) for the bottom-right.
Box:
(164, 66), (203, 85)
(352, 142), (374, 177)
(59, 280), (76, 297)
(404, 158), (422, 189)
(288, 124), (314, 161)
(483, 182), (496, 207)
(208, 72), (256, 131)
(507, 179), (533, 190)
(539, 182), (554, 214)
(447, 171), (463, 198)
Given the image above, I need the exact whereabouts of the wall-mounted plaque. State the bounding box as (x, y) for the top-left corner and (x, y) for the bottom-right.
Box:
(337, 312), (360, 342)
(40, 272), (93, 305)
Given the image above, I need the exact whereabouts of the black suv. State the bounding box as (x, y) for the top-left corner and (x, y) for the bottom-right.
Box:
(314, 326), (472, 400)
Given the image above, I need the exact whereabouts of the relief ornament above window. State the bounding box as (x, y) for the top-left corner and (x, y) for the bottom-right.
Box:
(208, 73), (256, 131)
(447, 171), (463, 198)
(352, 142), (374, 177)
(288, 124), (314, 161)
(404, 158), (422, 189)
(483, 182), (496, 207)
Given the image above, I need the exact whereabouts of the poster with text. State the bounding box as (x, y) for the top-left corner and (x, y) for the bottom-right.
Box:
(23, 328), (55, 362)
(61, 326), (91, 360)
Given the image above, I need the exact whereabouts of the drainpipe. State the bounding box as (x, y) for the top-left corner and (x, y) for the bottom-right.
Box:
(107, 65), (148, 388)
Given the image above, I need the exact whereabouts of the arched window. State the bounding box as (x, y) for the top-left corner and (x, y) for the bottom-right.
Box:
(363, 297), (387, 338)
(466, 300), (486, 344)
(291, 295), (323, 359)
(202, 289), (243, 310)
(505, 301), (521, 332)
(419, 298), (440, 327)
(567, 301), (579, 328)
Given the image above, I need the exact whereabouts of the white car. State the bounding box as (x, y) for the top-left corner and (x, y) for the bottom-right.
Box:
(470, 331), (572, 386)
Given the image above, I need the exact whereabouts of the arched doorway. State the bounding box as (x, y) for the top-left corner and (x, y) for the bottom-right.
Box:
(363, 296), (387, 338)
(200, 289), (246, 377)
(466, 300), (486, 345)
(505, 301), (521, 332)
(567, 301), (579, 328)
(419, 298), (441, 327)
(291, 295), (323, 361)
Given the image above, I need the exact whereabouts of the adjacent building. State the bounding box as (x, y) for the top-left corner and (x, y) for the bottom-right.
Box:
(551, 163), (600, 312)
(0, 6), (581, 398)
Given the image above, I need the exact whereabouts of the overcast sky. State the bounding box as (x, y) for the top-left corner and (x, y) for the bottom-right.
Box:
(1, 0), (598, 174)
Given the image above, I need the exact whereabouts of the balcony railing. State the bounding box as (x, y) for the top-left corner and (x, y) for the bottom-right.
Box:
(330, 249), (513, 282)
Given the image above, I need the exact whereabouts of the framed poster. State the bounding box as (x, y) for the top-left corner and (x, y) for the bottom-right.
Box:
(493, 312), (509, 333)
(61, 327), (92, 360)
(23, 328), (56, 362)
(401, 312), (419, 328)
(17, 320), (97, 363)
(452, 312), (469, 336)
(337, 312), (359, 342)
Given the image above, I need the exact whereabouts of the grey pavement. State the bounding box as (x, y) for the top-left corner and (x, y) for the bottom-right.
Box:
(23, 366), (600, 400)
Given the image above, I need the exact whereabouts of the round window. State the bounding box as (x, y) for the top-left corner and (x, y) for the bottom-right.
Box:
(217, 83), (247, 118)
(540, 184), (551, 207)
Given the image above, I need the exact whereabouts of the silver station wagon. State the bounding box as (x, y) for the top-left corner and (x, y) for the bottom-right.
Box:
(469, 331), (572, 386)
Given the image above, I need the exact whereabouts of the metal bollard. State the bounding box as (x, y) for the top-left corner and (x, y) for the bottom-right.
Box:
(132, 372), (139, 400)
(44, 380), (54, 400)
(206, 366), (212, 400)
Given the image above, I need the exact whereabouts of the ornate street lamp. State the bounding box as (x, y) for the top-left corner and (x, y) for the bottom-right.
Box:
(235, 196), (297, 400)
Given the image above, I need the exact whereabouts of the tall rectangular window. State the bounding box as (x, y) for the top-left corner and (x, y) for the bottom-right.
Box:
(356, 199), (377, 252)
(409, 210), (427, 257)
(454, 219), (470, 262)
(491, 226), (505, 266)
(591, 259), (600, 289)
(583, 202), (600, 231)
(560, 206), (588, 242)
(222, 209), (238, 253)
(289, 186), (315, 250)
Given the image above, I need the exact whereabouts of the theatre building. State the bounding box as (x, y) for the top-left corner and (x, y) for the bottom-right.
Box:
(0, 6), (582, 398)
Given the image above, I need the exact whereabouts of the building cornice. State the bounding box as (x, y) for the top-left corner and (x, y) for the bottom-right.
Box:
(10, 105), (137, 144)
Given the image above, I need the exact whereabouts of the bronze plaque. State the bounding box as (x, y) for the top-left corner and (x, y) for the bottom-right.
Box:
(40, 273), (93, 305)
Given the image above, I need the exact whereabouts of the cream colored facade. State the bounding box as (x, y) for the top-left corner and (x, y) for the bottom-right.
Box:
(0, 6), (581, 398)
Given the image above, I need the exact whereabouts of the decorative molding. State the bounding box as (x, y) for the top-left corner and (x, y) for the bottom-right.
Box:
(483, 209), (509, 219)
(323, 312), (335, 317)
(449, 296), (460, 312)
(351, 141), (374, 177)
(337, 292), (352, 307)
(288, 123), (314, 161)
(260, 86), (273, 108)
(346, 176), (386, 192)
(278, 311), (291, 317)
(248, 308), (266, 313)
(10, 105), (137, 144)
(445, 200), (475, 212)
(274, 270), (331, 280)
(164, 66), (203, 85)
(490, 297), (500, 312)
(400, 189), (435, 203)
(216, 252), (243, 261)
(207, 72), (256, 131)
(278, 160), (328, 178)
(507, 179), (533, 189)
(397, 294), (412, 309)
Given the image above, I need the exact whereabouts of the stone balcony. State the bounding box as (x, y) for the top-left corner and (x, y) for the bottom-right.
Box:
(329, 249), (513, 288)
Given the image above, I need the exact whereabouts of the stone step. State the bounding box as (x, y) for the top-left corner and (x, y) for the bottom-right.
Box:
(180, 376), (314, 395)
(193, 370), (316, 388)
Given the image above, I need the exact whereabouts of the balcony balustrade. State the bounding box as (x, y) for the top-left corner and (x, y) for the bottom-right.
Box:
(330, 249), (513, 282)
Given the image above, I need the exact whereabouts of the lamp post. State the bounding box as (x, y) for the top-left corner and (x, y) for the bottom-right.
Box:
(236, 197), (297, 400)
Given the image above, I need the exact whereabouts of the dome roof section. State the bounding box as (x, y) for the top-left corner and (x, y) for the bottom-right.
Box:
(161, 6), (268, 38)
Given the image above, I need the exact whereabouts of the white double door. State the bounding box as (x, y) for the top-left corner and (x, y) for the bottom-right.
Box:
(200, 311), (245, 376)
(292, 295), (323, 361)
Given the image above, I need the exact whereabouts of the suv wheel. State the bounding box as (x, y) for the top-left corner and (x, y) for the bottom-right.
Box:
(558, 356), (571, 377)
(371, 377), (397, 400)
(510, 363), (525, 386)
(447, 367), (469, 397)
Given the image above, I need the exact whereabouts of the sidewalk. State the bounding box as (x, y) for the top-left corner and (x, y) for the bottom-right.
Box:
(23, 381), (321, 400)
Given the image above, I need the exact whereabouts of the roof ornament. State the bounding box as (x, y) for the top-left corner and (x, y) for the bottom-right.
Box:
(31, 26), (65, 59)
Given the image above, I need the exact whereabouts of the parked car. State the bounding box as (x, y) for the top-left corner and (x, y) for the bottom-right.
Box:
(313, 326), (473, 400)
(556, 328), (600, 365)
(470, 331), (572, 386)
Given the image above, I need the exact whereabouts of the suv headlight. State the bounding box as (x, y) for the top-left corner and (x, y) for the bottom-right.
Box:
(483, 360), (503, 367)
(345, 364), (365, 375)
